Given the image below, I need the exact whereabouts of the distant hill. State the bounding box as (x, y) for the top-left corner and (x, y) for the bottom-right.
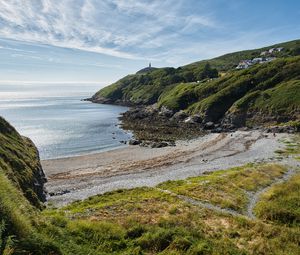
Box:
(90, 39), (300, 127)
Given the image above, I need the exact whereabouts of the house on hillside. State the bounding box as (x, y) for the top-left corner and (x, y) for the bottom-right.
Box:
(269, 48), (275, 53)
(252, 57), (263, 64)
(260, 51), (268, 56)
(261, 47), (284, 56)
(236, 60), (252, 69)
(236, 55), (277, 69)
(265, 57), (276, 62)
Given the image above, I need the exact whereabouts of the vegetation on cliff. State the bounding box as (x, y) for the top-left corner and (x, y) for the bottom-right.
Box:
(0, 117), (60, 254)
(91, 39), (300, 127)
(0, 117), (46, 207)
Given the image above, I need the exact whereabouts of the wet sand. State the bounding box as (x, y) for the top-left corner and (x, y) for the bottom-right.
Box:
(42, 131), (289, 206)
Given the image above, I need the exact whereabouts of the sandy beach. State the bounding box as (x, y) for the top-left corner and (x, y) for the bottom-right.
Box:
(42, 130), (290, 206)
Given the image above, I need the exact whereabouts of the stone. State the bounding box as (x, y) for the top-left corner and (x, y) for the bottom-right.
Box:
(159, 106), (174, 118)
(204, 121), (215, 129)
(213, 127), (223, 133)
(184, 115), (202, 124)
(150, 141), (169, 148)
(172, 110), (188, 121)
(129, 139), (141, 145)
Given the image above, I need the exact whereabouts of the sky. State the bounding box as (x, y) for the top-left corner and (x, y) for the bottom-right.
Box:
(0, 0), (299, 86)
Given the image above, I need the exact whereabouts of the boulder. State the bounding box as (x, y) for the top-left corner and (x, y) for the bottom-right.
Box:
(212, 127), (223, 133)
(184, 115), (202, 124)
(150, 141), (169, 148)
(159, 106), (174, 118)
(221, 123), (236, 131)
(204, 121), (215, 129)
(191, 115), (202, 123)
(172, 111), (188, 121)
(129, 139), (141, 145)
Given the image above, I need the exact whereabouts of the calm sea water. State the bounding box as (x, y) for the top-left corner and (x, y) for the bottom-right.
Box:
(0, 84), (131, 160)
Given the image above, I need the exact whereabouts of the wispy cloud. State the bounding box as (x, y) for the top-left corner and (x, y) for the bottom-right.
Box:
(0, 0), (217, 61)
(0, 0), (298, 69)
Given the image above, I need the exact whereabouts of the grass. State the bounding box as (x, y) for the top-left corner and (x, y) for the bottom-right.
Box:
(254, 173), (300, 226)
(0, 171), (61, 255)
(248, 80), (300, 116)
(1, 160), (299, 254)
(187, 57), (300, 121)
(0, 118), (60, 254)
(0, 117), (46, 207)
(157, 164), (286, 213)
(275, 135), (300, 161)
(36, 163), (299, 254)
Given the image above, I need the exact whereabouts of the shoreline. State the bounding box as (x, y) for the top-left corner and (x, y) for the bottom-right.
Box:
(42, 130), (291, 207)
(40, 142), (129, 161)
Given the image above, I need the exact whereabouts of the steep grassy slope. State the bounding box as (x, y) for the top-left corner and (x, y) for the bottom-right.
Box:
(0, 117), (60, 254)
(91, 39), (300, 127)
(180, 56), (300, 123)
(0, 117), (46, 207)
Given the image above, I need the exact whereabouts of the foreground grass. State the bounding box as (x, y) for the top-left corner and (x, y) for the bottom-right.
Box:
(158, 164), (286, 213)
(35, 163), (299, 255)
(254, 173), (300, 226)
(2, 162), (299, 254)
(276, 134), (300, 160)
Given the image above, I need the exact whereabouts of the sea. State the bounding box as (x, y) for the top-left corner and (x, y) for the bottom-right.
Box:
(0, 83), (132, 160)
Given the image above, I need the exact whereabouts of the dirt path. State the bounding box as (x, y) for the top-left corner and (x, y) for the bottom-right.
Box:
(43, 131), (290, 206)
(246, 160), (298, 219)
(158, 188), (244, 217)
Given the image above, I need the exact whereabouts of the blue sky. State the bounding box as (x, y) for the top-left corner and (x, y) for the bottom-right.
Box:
(0, 0), (299, 86)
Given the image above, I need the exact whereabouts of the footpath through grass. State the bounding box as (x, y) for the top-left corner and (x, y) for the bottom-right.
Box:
(39, 162), (300, 255)
(2, 134), (300, 254)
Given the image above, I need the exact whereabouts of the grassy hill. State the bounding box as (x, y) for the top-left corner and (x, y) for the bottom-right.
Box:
(0, 117), (60, 254)
(90, 39), (300, 127)
(0, 117), (47, 207)
(159, 56), (300, 124)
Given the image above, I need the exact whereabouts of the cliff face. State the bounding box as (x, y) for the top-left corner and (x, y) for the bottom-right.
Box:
(0, 116), (47, 208)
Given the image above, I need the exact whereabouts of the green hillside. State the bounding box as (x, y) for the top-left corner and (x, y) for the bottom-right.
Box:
(0, 117), (60, 254)
(90, 39), (300, 127)
(0, 117), (47, 207)
(160, 57), (300, 123)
